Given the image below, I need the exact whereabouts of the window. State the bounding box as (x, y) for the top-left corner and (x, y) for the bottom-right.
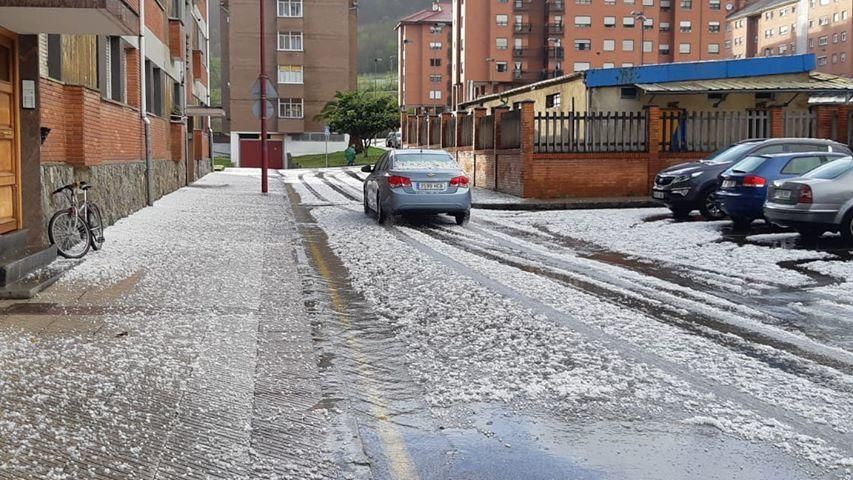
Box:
(279, 98), (303, 118)
(145, 60), (164, 116)
(604, 16), (616, 27)
(105, 36), (124, 102)
(643, 18), (654, 29)
(660, 22), (671, 31)
(277, 0), (302, 17)
(679, 43), (691, 53)
(643, 0), (654, 5)
(496, 14), (509, 26)
(808, 38), (814, 48)
(496, 62), (508, 72)
(708, 43), (720, 53)
(47, 34), (62, 80)
(660, 0), (671, 6)
(573, 62), (591, 71)
(623, 16), (636, 27)
(429, 90), (442, 99)
(429, 74), (442, 82)
(546, 93), (561, 108)
(709, 0), (720, 9)
(659, 43), (671, 54)
(643, 40), (653, 52)
(430, 58), (442, 67)
(604, 0), (615, 5)
(573, 39), (591, 51)
(779, 7), (786, 15)
(842, 52), (847, 62)
(779, 25), (789, 35)
(277, 65), (303, 84)
(622, 62), (634, 67)
(603, 62), (615, 68)
(496, 38), (508, 50)
(818, 16), (829, 25)
(577, 0), (592, 4)
(833, 12), (839, 22)
(782, 156), (824, 175)
(278, 31), (303, 51)
(680, 0), (692, 7)
(603, 39), (616, 50)
(833, 33), (839, 43)
(724, 40), (731, 49)
(622, 39), (634, 51)
(708, 21), (720, 32)
(429, 42), (443, 49)
(680, 21), (692, 32)
(575, 16), (592, 27)
(818, 35), (828, 45)
(842, 31), (848, 42)
(817, 55), (827, 65)
(765, 10), (773, 19)
(620, 87), (638, 98)
(779, 44), (788, 53)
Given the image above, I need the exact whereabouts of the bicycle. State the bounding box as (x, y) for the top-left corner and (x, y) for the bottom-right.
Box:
(48, 181), (105, 259)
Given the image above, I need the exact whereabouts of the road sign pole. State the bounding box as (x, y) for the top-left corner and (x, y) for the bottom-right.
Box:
(259, 0), (269, 193)
(324, 125), (330, 168)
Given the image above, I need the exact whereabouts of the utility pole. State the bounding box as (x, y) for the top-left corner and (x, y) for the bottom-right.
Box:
(373, 57), (382, 93)
(632, 11), (649, 65)
(259, 0), (269, 193)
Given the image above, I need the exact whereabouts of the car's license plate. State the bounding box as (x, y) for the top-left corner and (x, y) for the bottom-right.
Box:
(652, 191), (665, 199)
(774, 190), (792, 200)
(722, 180), (736, 189)
(418, 182), (445, 191)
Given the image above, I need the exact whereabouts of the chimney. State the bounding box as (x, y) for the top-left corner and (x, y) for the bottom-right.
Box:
(432, 1), (441, 11)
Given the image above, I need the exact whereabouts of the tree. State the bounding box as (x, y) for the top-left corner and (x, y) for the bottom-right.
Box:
(317, 90), (399, 156)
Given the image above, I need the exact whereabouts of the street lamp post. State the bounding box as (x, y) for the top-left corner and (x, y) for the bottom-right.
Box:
(485, 57), (495, 96)
(632, 11), (650, 65)
(373, 57), (383, 93)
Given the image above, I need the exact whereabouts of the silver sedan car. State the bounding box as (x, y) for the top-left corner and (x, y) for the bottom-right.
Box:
(362, 149), (472, 225)
(764, 156), (853, 241)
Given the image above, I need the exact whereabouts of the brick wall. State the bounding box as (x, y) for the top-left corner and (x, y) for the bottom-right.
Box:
(145, 0), (168, 44)
(149, 116), (170, 161)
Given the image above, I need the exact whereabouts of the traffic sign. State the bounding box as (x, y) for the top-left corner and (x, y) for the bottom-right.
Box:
(252, 100), (276, 120)
(250, 78), (279, 100)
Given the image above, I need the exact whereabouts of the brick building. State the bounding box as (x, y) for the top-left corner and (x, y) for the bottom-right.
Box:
(450, 0), (730, 108)
(221, 0), (358, 167)
(726, 0), (851, 77)
(0, 0), (213, 295)
(397, 2), (453, 114)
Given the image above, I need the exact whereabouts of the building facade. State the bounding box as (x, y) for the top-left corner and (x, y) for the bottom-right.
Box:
(726, 0), (851, 77)
(397, 2), (453, 114)
(221, 0), (358, 167)
(451, 0), (729, 108)
(0, 0), (212, 294)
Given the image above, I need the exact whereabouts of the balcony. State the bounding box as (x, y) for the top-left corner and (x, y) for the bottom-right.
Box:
(548, 46), (565, 59)
(513, 70), (543, 82)
(543, 69), (565, 79)
(513, 47), (539, 58)
(514, 23), (532, 33)
(547, 0), (565, 11)
(547, 23), (564, 35)
(0, 0), (139, 35)
(513, 0), (532, 11)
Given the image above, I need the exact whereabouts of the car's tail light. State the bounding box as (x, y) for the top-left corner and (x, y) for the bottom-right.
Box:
(799, 185), (813, 204)
(743, 175), (767, 188)
(450, 175), (470, 188)
(387, 175), (412, 188)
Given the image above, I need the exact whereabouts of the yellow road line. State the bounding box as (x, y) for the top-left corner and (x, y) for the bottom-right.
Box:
(308, 242), (420, 480)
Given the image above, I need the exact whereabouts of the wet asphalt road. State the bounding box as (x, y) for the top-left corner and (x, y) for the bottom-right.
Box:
(287, 168), (853, 480)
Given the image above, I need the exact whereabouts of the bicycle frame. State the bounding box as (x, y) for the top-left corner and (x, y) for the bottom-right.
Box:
(57, 186), (91, 228)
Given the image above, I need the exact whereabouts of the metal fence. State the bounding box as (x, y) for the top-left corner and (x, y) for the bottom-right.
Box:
(406, 119), (417, 145)
(444, 116), (457, 148)
(459, 115), (474, 147)
(418, 118), (428, 145)
(429, 116), (441, 145)
(500, 110), (522, 149)
(661, 110), (769, 152)
(534, 111), (647, 153)
(784, 111), (817, 138)
(478, 115), (495, 149)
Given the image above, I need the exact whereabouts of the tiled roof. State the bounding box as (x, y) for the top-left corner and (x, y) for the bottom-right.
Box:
(636, 72), (853, 93)
(398, 4), (453, 24)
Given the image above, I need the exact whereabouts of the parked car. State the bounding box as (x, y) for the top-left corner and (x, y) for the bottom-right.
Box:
(386, 131), (402, 148)
(362, 149), (472, 225)
(652, 138), (852, 220)
(715, 152), (849, 228)
(764, 156), (853, 241)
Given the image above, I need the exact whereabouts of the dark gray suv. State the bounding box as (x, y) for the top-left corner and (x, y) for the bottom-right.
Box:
(652, 138), (852, 220)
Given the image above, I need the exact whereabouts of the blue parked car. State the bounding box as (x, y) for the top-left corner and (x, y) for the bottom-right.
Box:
(716, 152), (849, 229)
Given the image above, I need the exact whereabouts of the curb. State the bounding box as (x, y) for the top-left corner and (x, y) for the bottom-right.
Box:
(472, 200), (659, 211)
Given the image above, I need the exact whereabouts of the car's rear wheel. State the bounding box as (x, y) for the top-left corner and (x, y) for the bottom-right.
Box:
(375, 193), (388, 225)
(454, 210), (470, 226)
(699, 190), (726, 221)
(671, 207), (692, 221)
(841, 211), (853, 243)
(731, 216), (752, 231)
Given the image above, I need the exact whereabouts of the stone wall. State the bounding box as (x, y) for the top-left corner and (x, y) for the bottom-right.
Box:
(41, 159), (202, 242)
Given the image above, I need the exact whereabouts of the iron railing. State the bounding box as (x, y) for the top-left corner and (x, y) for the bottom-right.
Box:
(501, 110), (522, 149)
(535, 111), (648, 153)
(661, 110), (769, 152)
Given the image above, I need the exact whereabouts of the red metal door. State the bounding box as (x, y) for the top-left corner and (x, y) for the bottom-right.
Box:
(239, 139), (283, 169)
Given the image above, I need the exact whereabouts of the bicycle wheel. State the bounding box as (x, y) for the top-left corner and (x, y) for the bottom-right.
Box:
(87, 203), (105, 250)
(49, 210), (91, 259)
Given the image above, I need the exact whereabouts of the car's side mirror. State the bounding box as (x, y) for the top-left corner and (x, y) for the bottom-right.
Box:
(361, 165), (373, 173)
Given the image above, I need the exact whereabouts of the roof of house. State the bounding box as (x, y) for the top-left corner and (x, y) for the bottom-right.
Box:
(584, 54), (817, 87)
(397, 3), (453, 26)
(457, 73), (584, 109)
(728, 0), (797, 20)
(636, 72), (853, 94)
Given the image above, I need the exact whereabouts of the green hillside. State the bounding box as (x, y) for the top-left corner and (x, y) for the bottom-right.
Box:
(358, 0), (434, 74)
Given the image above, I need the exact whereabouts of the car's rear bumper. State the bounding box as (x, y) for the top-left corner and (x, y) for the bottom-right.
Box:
(764, 204), (839, 229)
(385, 189), (472, 214)
(715, 190), (765, 218)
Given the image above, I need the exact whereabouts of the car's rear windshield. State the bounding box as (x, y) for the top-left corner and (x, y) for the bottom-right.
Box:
(393, 153), (458, 170)
(729, 156), (767, 173)
(702, 143), (759, 165)
(803, 157), (853, 179)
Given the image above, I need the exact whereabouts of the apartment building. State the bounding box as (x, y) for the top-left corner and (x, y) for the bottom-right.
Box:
(222, 0), (358, 167)
(451, 0), (729, 108)
(0, 0), (212, 294)
(726, 0), (851, 77)
(397, 2), (453, 114)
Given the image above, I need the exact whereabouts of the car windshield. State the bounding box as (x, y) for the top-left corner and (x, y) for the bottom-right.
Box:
(393, 153), (458, 170)
(702, 143), (759, 165)
(729, 156), (767, 173)
(803, 156), (853, 179)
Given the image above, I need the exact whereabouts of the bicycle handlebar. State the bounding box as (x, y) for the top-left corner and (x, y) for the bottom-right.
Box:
(51, 181), (92, 195)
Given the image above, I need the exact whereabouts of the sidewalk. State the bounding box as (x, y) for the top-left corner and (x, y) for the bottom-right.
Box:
(472, 187), (657, 211)
(0, 172), (335, 479)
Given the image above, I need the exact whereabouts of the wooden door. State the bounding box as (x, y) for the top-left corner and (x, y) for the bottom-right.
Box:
(0, 33), (20, 235)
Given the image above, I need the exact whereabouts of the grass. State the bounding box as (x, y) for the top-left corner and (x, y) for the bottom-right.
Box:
(357, 72), (398, 96)
(213, 156), (233, 171)
(291, 147), (386, 169)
